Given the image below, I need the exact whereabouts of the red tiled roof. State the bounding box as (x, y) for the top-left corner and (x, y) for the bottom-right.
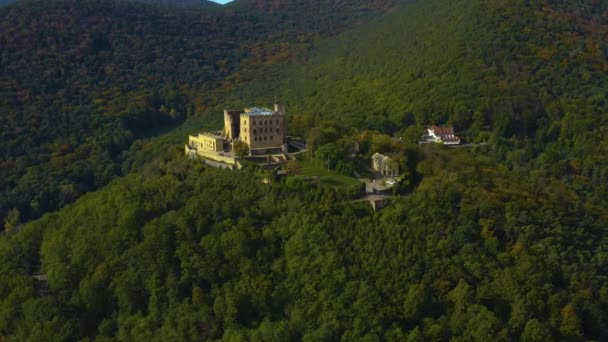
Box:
(430, 126), (455, 136)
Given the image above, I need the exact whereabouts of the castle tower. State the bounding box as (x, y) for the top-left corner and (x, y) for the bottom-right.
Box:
(274, 102), (286, 115)
(223, 109), (241, 140)
(237, 106), (286, 153)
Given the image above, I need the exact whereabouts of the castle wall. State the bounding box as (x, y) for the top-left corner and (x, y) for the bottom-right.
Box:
(196, 149), (237, 165)
(189, 133), (223, 152)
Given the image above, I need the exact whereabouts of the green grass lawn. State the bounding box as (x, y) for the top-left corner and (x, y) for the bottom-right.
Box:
(297, 159), (361, 189)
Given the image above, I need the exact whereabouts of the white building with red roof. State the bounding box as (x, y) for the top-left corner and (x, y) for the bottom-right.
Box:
(427, 126), (461, 145)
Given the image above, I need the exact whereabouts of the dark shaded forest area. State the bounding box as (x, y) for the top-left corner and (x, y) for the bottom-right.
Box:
(0, 0), (395, 225)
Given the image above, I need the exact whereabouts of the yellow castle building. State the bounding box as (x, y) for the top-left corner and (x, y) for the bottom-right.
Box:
(224, 103), (286, 154)
(185, 103), (288, 166)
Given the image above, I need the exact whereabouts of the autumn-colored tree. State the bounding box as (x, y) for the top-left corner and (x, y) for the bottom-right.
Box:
(3, 208), (20, 232)
(286, 160), (302, 176)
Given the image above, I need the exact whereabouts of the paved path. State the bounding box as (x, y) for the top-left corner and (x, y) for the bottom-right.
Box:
(418, 142), (489, 148)
(350, 194), (399, 211)
(359, 177), (400, 194)
(448, 142), (488, 148)
(352, 194), (396, 202)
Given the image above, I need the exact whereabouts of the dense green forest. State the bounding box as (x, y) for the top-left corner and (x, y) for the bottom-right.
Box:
(0, 0), (395, 226)
(1, 0), (608, 340)
(1, 147), (607, 340)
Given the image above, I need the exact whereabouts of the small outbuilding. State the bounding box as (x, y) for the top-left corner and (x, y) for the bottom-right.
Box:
(368, 195), (390, 211)
(372, 153), (399, 177)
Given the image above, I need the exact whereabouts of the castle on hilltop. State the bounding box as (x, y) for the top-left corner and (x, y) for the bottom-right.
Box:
(223, 103), (286, 155)
(186, 103), (297, 169)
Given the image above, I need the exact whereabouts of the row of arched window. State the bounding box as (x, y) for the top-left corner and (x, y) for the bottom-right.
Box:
(254, 136), (273, 142)
(252, 128), (280, 134)
(245, 118), (280, 126)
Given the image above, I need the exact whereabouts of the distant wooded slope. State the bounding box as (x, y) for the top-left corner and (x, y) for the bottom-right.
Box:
(0, 0), (396, 225)
(126, 0), (218, 7)
(233, 0), (608, 205)
(0, 0), (220, 7)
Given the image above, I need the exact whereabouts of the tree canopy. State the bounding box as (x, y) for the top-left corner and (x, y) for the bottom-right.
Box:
(1, 0), (608, 340)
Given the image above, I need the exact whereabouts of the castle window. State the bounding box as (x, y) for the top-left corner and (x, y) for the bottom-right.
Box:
(254, 137), (258, 141)
(264, 120), (267, 125)
(252, 120), (256, 126)
(276, 128), (280, 133)
(276, 119), (279, 124)
(264, 136), (267, 141)
(253, 129), (257, 134)
(244, 120), (247, 124)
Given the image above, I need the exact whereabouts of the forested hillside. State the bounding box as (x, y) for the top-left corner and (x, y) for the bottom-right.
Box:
(234, 0), (608, 207)
(129, 0), (219, 7)
(1, 147), (607, 340)
(240, 0), (607, 156)
(0, 0), (221, 7)
(0, 0), (396, 226)
(1, 0), (608, 340)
